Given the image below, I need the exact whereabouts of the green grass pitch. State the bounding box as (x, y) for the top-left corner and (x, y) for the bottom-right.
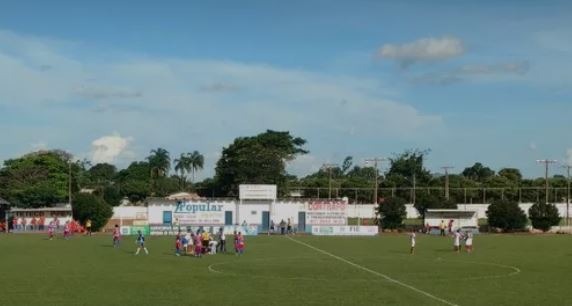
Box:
(0, 233), (571, 306)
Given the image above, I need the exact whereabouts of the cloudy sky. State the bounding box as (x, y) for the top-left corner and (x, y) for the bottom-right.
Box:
(0, 1), (571, 179)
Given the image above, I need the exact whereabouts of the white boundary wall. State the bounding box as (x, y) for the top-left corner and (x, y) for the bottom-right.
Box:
(112, 201), (572, 224)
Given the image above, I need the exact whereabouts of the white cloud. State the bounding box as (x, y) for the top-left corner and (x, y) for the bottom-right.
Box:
(91, 133), (132, 164)
(377, 36), (464, 67)
(0, 29), (443, 174)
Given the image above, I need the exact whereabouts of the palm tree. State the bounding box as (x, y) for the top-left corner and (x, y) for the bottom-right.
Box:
(174, 153), (192, 190)
(188, 151), (204, 183)
(147, 148), (171, 180)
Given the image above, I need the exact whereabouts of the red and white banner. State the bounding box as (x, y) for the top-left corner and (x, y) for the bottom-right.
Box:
(306, 200), (348, 225)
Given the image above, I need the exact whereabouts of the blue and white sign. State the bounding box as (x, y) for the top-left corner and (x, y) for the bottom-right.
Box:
(173, 201), (225, 225)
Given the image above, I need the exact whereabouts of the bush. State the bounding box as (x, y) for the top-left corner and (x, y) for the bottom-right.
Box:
(377, 197), (407, 229)
(529, 202), (560, 232)
(486, 199), (527, 232)
(72, 193), (113, 232)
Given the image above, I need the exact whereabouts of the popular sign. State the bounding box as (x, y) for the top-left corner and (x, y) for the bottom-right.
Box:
(306, 200), (348, 225)
(173, 201), (225, 225)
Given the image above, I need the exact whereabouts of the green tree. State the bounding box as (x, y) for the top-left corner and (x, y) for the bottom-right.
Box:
(341, 156), (353, 174)
(188, 151), (205, 183)
(498, 168), (523, 183)
(174, 153), (191, 190)
(0, 150), (76, 208)
(116, 162), (151, 203)
(87, 163), (117, 186)
(528, 202), (560, 232)
(486, 199), (527, 232)
(72, 193), (113, 232)
(386, 149), (432, 185)
(462, 163), (495, 182)
(215, 130), (307, 196)
(377, 196), (407, 229)
(414, 192), (457, 221)
(147, 148), (171, 179)
(102, 185), (122, 207)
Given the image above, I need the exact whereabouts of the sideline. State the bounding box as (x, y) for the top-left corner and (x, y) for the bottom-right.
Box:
(286, 236), (459, 306)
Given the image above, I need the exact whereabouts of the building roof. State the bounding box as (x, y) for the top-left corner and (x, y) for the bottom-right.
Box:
(165, 192), (203, 201)
(0, 197), (9, 205)
(426, 209), (477, 214)
(10, 204), (71, 212)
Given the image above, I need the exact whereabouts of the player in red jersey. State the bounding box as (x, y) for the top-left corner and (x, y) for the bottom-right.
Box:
(113, 224), (121, 248)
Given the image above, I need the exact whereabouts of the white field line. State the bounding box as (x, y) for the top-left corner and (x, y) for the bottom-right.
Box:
(287, 236), (459, 306)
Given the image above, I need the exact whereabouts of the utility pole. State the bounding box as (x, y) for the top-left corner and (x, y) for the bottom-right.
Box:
(441, 166), (454, 200)
(365, 158), (385, 205)
(412, 173), (416, 205)
(562, 164), (571, 226)
(536, 159), (557, 203)
(68, 160), (73, 207)
(321, 163), (338, 199)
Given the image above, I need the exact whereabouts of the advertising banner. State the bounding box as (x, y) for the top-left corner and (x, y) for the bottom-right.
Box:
(172, 201), (225, 225)
(239, 184), (277, 200)
(311, 226), (378, 236)
(120, 225), (150, 236)
(223, 225), (259, 236)
(306, 200), (348, 225)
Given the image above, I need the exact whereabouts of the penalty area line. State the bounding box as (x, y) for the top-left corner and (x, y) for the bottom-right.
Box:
(286, 236), (459, 306)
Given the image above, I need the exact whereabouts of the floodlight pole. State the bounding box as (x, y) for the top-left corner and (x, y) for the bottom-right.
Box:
(441, 166), (454, 200)
(537, 159), (557, 203)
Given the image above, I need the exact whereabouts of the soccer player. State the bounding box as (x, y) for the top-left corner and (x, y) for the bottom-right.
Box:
(233, 230), (238, 254)
(453, 229), (462, 253)
(465, 231), (473, 253)
(63, 221), (71, 240)
(48, 221), (55, 240)
(194, 233), (203, 258)
(409, 230), (416, 255)
(218, 227), (226, 253)
(440, 220), (446, 236)
(135, 230), (149, 255)
(201, 230), (210, 254)
(175, 235), (182, 256)
(183, 231), (191, 255)
(236, 232), (245, 256)
(85, 219), (92, 236)
(113, 224), (121, 248)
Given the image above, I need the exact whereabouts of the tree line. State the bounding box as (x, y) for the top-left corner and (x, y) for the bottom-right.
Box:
(0, 130), (569, 209)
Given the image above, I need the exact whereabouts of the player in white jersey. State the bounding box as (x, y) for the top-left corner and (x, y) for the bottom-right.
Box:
(465, 231), (473, 253)
(453, 229), (462, 253)
(409, 230), (416, 255)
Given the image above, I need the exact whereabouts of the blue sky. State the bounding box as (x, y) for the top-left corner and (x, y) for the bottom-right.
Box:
(0, 1), (571, 179)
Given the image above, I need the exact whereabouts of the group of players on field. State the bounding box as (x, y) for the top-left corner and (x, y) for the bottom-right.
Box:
(409, 220), (474, 255)
(111, 224), (245, 256)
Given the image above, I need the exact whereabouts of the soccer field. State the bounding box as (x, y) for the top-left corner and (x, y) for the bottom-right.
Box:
(1, 233), (571, 306)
